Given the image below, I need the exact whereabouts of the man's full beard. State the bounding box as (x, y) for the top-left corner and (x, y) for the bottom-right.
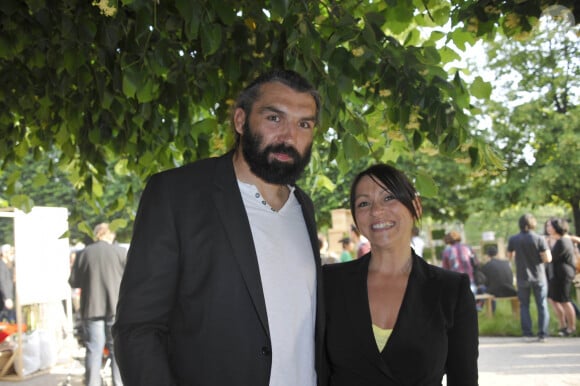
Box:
(241, 121), (312, 185)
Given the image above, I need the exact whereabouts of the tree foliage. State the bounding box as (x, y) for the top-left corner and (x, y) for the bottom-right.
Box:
(476, 14), (580, 233)
(0, 0), (575, 237)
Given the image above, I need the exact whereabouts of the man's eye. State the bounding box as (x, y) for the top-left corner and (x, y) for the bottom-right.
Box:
(267, 115), (280, 122)
(299, 121), (313, 129)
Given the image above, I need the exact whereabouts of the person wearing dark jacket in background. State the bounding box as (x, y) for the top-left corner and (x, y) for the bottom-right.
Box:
(545, 218), (577, 336)
(69, 223), (127, 386)
(480, 245), (517, 298)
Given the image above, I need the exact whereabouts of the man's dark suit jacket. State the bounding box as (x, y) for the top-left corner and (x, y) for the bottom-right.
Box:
(69, 240), (127, 319)
(480, 258), (517, 297)
(323, 253), (478, 386)
(113, 152), (325, 386)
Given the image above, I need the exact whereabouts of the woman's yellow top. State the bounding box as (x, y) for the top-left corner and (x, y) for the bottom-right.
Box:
(372, 324), (392, 352)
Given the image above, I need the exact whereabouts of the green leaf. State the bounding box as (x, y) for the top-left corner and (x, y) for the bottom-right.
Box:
(114, 159), (130, 176)
(201, 24), (222, 56)
(191, 118), (218, 135)
(110, 218), (128, 232)
(176, 0), (201, 39)
(0, 35), (13, 58)
(449, 28), (477, 51)
(415, 170), (438, 198)
(136, 78), (157, 103)
(314, 174), (335, 192)
(89, 128), (101, 144)
(78, 221), (94, 240)
(11, 194), (34, 213)
(438, 46), (461, 64)
(343, 134), (367, 160)
(385, 3), (414, 34)
(422, 46), (441, 65)
(92, 176), (104, 198)
(431, 4), (450, 26)
(361, 20), (377, 47)
(470, 76), (492, 100)
(270, 0), (289, 19)
(122, 68), (139, 98)
(32, 173), (49, 188)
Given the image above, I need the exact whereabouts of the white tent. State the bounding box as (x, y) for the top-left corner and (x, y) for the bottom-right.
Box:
(0, 207), (73, 380)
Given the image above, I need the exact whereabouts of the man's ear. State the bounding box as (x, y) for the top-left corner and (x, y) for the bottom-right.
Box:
(233, 108), (246, 136)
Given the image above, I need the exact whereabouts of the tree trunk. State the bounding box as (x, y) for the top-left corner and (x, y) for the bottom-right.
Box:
(571, 199), (580, 236)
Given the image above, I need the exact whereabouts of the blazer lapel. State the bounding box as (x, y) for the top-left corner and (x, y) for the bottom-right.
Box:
(342, 256), (396, 378)
(392, 256), (439, 335)
(212, 152), (270, 335)
(382, 255), (439, 380)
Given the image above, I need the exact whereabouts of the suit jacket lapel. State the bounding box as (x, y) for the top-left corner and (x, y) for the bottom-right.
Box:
(212, 152), (270, 335)
(293, 188), (320, 266)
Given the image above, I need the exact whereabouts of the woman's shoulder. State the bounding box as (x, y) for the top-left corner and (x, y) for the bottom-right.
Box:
(323, 256), (365, 272)
(322, 255), (368, 279)
(417, 257), (468, 284)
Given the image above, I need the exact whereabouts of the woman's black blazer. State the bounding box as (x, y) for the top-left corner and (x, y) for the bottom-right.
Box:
(323, 253), (478, 386)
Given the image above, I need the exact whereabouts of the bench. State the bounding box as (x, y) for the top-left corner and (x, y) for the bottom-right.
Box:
(475, 294), (519, 319)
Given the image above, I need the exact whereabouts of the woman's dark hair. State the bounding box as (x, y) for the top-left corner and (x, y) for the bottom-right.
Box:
(349, 164), (420, 226)
(549, 217), (569, 236)
(233, 69), (321, 146)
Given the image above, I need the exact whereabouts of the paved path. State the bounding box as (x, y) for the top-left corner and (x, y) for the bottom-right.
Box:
(0, 336), (579, 385)
(478, 336), (580, 386)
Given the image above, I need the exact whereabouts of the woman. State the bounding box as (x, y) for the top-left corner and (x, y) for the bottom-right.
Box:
(323, 164), (478, 385)
(441, 230), (478, 295)
(545, 218), (577, 336)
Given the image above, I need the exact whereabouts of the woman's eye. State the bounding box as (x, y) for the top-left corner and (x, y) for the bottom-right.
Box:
(384, 195), (396, 202)
(356, 201), (370, 208)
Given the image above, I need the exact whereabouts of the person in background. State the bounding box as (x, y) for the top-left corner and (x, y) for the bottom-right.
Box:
(324, 164), (478, 385)
(411, 226), (425, 258)
(545, 218), (576, 336)
(441, 230), (478, 294)
(319, 234), (339, 265)
(69, 223), (127, 386)
(507, 213), (552, 342)
(0, 244), (15, 323)
(339, 237), (354, 263)
(350, 224), (371, 258)
(113, 70), (325, 386)
(480, 245), (517, 313)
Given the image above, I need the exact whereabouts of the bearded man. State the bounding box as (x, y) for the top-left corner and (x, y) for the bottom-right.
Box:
(113, 70), (325, 386)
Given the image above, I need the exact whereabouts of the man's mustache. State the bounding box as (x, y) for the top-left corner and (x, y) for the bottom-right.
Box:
(265, 144), (300, 159)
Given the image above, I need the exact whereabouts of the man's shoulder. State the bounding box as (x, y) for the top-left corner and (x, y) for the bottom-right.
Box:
(154, 152), (231, 180)
(484, 258), (507, 269)
(509, 232), (531, 243)
(292, 184), (315, 208)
